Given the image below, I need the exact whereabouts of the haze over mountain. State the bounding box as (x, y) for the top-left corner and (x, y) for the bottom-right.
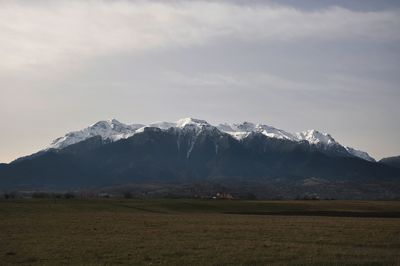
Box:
(1, 118), (399, 199)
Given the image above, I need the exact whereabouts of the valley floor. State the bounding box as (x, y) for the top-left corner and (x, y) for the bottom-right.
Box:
(0, 199), (400, 265)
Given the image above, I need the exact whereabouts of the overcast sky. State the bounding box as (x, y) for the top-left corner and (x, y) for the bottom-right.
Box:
(1, 0), (400, 163)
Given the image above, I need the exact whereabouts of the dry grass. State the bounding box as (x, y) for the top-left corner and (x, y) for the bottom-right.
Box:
(1, 199), (400, 265)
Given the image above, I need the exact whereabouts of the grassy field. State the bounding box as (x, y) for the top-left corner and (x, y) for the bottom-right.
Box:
(1, 199), (400, 265)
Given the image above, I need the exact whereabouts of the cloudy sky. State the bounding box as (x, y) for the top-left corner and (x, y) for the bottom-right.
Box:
(1, 0), (400, 162)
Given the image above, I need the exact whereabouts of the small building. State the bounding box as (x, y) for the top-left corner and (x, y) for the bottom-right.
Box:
(97, 192), (110, 198)
(215, 192), (234, 200)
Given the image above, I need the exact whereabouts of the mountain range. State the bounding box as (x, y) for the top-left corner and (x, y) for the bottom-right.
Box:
(46, 118), (375, 162)
(1, 118), (399, 199)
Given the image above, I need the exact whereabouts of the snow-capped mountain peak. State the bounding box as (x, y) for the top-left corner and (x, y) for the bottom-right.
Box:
(175, 117), (210, 129)
(295, 129), (337, 146)
(216, 122), (253, 140)
(218, 122), (297, 141)
(255, 124), (297, 141)
(145, 118), (212, 132)
(48, 119), (144, 149)
(146, 121), (176, 130)
(234, 122), (256, 132)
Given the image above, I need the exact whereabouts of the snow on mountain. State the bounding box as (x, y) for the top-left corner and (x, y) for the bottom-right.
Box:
(218, 123), (337, 146)
(175, 118), (210, 129)
(294, 130), (375, 161)
(46, 117), (375, 161)
(147, 121), (176, 130)
(345, 146), (376, 162)
(141, 118), (212, 131)
(295, 130), (337, 146)
(217, 122), (297, 141)
(47, 118), (214, 150)
(139, 118), (215, 159)
(48, 119), (144, 149)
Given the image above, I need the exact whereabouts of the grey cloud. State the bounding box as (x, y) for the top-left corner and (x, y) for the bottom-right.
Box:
(0, 1), (399, 70)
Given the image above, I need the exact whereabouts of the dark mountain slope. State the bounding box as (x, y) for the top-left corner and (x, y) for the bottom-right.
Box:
(380, 156), (400, 169)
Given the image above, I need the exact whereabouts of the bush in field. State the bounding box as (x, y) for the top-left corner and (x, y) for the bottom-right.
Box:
(123, 191), (133, 199)
(32, 192), (76, 199)
(245, 193), (258, 200)
(3, 191), (18, 199)
(32, 192), (51, 198)
(64, 192), (75, 199)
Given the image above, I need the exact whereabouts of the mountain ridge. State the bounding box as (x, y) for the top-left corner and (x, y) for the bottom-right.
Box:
(44, 117), (375, 162)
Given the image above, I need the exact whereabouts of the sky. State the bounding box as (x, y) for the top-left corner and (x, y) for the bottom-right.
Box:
(1, 0), (400, 163)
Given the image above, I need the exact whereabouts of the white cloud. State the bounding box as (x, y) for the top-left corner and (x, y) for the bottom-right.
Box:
(0, 0), (399, 70)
